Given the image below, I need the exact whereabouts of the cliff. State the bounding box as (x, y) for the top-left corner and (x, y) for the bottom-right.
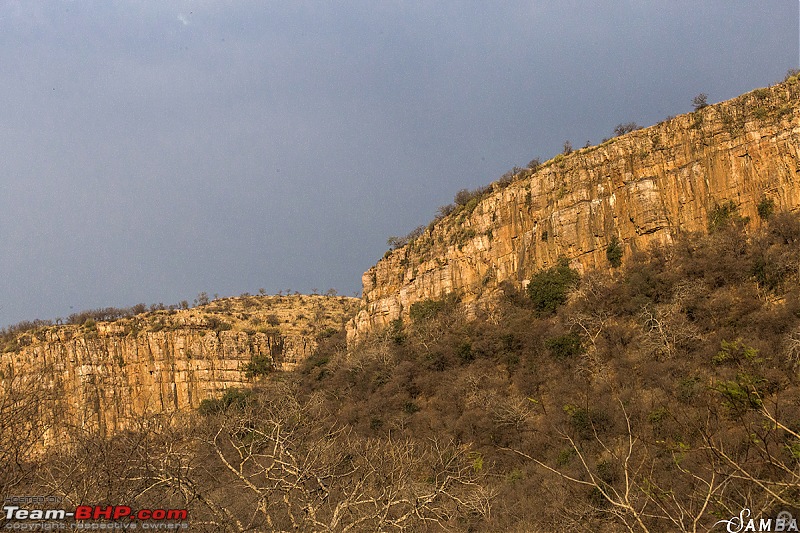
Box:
(1, 294), (357, 436)
(349, 78), (800, 341)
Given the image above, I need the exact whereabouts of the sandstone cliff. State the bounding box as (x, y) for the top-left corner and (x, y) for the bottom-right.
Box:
(349, 79), (800, 341)
(1, 294), (357, 435)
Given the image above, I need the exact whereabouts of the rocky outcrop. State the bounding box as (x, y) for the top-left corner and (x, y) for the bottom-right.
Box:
(1, 295), (357, 436)
(349, 80), (800, 341)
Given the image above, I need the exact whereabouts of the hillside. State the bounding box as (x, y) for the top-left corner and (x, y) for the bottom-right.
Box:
(0, 294), (358, 437)
(6, 210), (799, 532)
(349, 77), (800, 341)
(294, 211), (800, 531)
(2, 77), (800, 532)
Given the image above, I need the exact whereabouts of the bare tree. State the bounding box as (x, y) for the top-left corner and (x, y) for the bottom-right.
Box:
(503, 395), (800, 533)
(0, 363), (60, 496)
(784, 326), (800, 368)
(201, 384), (494, 531)
(692, 93), (708, 111)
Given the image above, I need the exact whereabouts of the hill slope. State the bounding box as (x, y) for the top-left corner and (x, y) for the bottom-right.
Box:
(349, 78), (800, 341)
(0, 294), (358, 437)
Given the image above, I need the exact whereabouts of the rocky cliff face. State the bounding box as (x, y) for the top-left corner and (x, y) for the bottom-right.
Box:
(1, 295), (357, 436)
(349, 79), (800, 341)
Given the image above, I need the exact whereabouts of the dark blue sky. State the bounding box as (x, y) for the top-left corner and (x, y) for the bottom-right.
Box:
(0, 1), (797, 326)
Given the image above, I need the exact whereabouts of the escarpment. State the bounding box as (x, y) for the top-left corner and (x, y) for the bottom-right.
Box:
(1, 295), (357, 436)
(349, 80), (800, 341)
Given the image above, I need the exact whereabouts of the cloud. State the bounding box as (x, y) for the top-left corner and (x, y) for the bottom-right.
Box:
(177, 13), (190, 26)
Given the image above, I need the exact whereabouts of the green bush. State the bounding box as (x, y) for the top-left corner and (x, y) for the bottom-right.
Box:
(409, 294), (458, 323)
(564, 404), (610, 439)
(757, 197), (775, 220)
(712, 338), (760, 366)
(714, 373), (765, 415)
(403, 401), (420, 414)
(243, 354), (272, 378)
(389, 318), (405, 345)
(457, 342), (474, 363)
(527, 259), (580, 315)
(606, 236), (623, 268)
(677, 377), (701, 403)
(708, 201), (748, 232)
(555, 447), (576, 466)
(545, 332), (584, 359)
(198, 388), (252, 415)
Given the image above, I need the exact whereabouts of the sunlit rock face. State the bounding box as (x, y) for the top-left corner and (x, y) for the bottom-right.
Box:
(349, 81), (800, 342)
(1, 294), (358, 436)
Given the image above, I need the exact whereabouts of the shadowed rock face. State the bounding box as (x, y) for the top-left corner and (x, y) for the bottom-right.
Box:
(348, 81), (800, 342)
(1, 295), (358, 436)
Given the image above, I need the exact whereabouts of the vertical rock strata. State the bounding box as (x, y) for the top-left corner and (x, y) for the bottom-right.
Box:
(349, 81), (800, 341)
(1, 295), (357, 435)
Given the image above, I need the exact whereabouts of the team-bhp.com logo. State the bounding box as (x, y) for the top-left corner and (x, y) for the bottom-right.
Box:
(713, 509), (798, 532)
(3, 500), (188, 530)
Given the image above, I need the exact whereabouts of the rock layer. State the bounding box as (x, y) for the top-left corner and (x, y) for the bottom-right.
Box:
(349, 81), (800, 341)
(1, 295), (357, 435)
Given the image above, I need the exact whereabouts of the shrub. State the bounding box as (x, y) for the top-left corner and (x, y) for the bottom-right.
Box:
(714, 373), (765, 416)
(409, 294), (458, 323)
(403, 401), (420, 414)
(453, 186), (490, 209)
(527, 258), (580, 315)
(545, 332), (584, 359)
(606, 236), (623, 268)
(757, 197), (775, 220)
(386, 236), (408, 250)
(437, 203), (456, 218)
(712, 338), (760, 366)
(389, 318), (405, 345)
(454, 189), (473, 206)
(692, 93), (708, 111)
(708, 200), (748, 232)
(457, 342), (474, 363)
(564, 404), (610, 439)
(555, 447), (576, 466)
(613, 122), (641, 137)
(496, 171), (515, 188)
(751, 254), (788, 293)
(317, 327), (338, 340)
(243, 354), (272, 378)
(206, 317), (232, 332)
(675, 376), (703, 404)
(647, 407), (669, 426)
(198, 388), (252, 415)
(406, 225), (425, 242)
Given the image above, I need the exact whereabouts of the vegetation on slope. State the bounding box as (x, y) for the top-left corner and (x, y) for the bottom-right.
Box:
(5, 209), (800, 531)
(0, 293), (358, 355)
(383, 72), (800, 264)
(295, 211), (800, 531)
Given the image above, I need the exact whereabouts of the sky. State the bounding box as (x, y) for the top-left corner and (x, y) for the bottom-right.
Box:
(0, 1), (797, 327)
